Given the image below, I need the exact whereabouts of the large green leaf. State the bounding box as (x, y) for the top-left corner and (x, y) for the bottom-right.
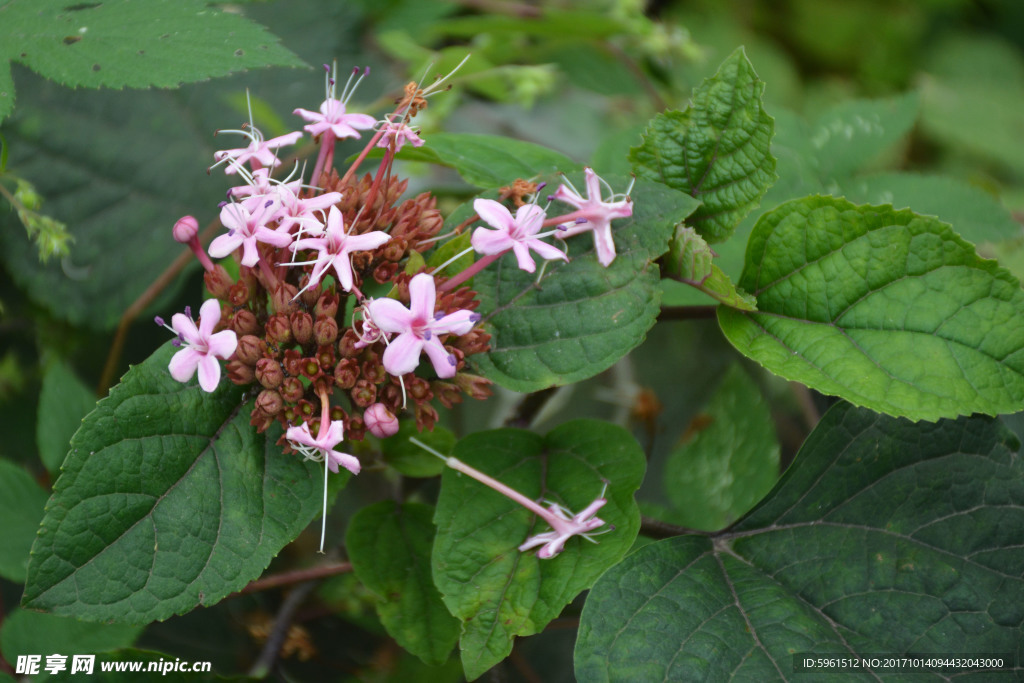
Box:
(630, 47), (776, 243)
(0, 0), (305, 121)
(399, 133), (576, 188)
(663, 363), (779, 531)
(838, 172), (1021, 247)
(719, 195), (1024, 421)
(37, 360), (97, 474)
(473, 178), (700, 392)
(809, 92), (919, 180)
(576, 403), (1024, 681)
(22, 342), (330, 623)
(0, 459), (50, 582)
(0, 609), (142, 664)
(347, 502), (460, 666)
(433, 420), (645, 681)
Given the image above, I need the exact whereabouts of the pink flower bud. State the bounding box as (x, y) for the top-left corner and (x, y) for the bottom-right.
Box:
(173, 215), (199, 243)
(364, 402), (399, 438)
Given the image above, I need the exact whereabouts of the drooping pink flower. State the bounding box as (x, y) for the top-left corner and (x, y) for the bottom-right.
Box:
(366, 273), (479, 379)
(287, 206), (390, 293)
(212, 129), (303, 174)
(286, 419), (360, 476)
(210, 196), (292, 267)
(293, 67), (376, 140)
(549, 167), (634, 267)
(517, 496), (608, 559)
(470, 198), (568, 273)
(376, 120), (424, 153)
(161, 298), (238, 392)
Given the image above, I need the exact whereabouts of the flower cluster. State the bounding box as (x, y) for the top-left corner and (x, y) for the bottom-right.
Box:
(158, 61), (633, 558)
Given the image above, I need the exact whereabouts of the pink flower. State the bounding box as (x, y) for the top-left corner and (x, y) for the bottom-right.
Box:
(376, 120), (424, 153)
(470, 198), (568, 273)
(210, 196), (292, 267)
(213, 130), (303, 174)
(162, 298), (238, 392)
(286, 419), (360, 475)
(288, 206), (390, 292)
(366, 273), (479, 379)
(273, 186), (343, 235)
(364, 403), (400, 438)
(295, 99), (376, 139)
(550, 167), (634, 267)
(517, 496), (608, 559)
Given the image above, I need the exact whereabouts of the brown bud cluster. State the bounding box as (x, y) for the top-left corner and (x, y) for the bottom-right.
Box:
(208, 165), (491, 444)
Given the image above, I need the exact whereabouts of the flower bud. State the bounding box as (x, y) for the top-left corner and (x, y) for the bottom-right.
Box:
(270, 283), (299, 315)
(338, 328), (361, 358)
(454, 373), (493, 401)
(314, 316), (339, 346)
(235, 335), (265, 365)
(280, 377), (305, 403)
(432, 381), (462, 409)
(334, 358), (359, 389)
(255, 358), (284, 389)
(229, 281), (250, 307)
(351, 378), (377, 408)
(364, 403), (399, 438)
(226, 359), (254, 385)
(283, 348), (303, 377)
(204, 264), (234, 299)
(373, 261), (398, 284)
(230, 308), (260, 336)
(266, 314), (292, 345)
(290, 311), (314, 345)
(172, 215), (199, 243)
(315, 290), (340, 319)
(383, 237), (407, 262)
(415, 401), (439, 432)
(255, 389), (283, 416)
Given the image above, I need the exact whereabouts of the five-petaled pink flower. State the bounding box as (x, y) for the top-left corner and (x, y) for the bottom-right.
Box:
(210, 196), (293, 267)
(517, 496), (608, 559)
(550, 167), (634, 267)
(376, 120), (424, 153)
(288, 205), (390, 292)
(286, 419), (361, 475)
(366, 273), (478, 378)
(163, 298), (238, 392)
(470, 198), (568, 273)
(213, 129), (303, 174)
(294, 100), (375, 140)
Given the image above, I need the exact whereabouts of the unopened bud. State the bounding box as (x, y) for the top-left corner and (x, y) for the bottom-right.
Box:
(314, 316), (339, 346)
(226, 359), (255, 384)
(173, 215), (199, 243)
(266, 314), (292, 345)
(364, 403), (399, 438)
(229, 281), (250, 307)
(315, 291), (340, 319)
(270, 283), (299, 315)
(290, 311), (314, 345)
(454, 373), (492, 401)
(255, 389), (284, 416)
(204, 265), (234, 299)
(230, 308), (260, 336)
(255, 358), (284, 389)
(235, 335), (265, 365)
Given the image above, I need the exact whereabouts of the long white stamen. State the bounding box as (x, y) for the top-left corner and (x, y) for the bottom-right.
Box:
(428, 245), (476, 276)
(320, 456), (329, 553)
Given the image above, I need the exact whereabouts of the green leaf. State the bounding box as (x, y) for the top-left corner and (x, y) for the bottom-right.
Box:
(427, 228), (474, 278)
(663, 364), (779, 531)
(0, 0), (305, 120)
(838, 172), (1021, 247)
(400, 133), (576, 188)
(630, 47), (776, 243)
(433, 420), (645, 680)
(22, 342), (330, 623)
(381, 421), (454, 478)
(576, 404), (1024, 681)
(473, 178), (700, 392)
(0, 608), (142, 663)
(347, 502), (460, 666)
(37, 360), (97, 474)
(809, 92), (919, 180)
(0, 459), (49, 582)
(663, 225), (756, 310)
(719, 195), (1024, 421)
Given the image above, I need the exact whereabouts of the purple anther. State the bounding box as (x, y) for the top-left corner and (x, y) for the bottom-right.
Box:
(184, 306), (192, 319)
(447, 354), (457, 366)
(536, 182), (547, 191)
(470, 313), (482, 323)
(172, 338), (182, 347)
(323, 63), (331, 72)
(546, 195), (555, 202)
(364, 66), (371, 76)
(556, 225), (568, 231)
(575, 217), (588, 224)
(154, 316), (165, 327)
(423, 330), (432, 341)
(218, 201), (228, 208)
(435, 312), (446, 320)
(264, 199), (274, 208)
(352, 66), (360, 75)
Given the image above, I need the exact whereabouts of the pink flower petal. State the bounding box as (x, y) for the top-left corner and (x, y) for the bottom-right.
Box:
(471, 227), (514, 255)
(367, 298), (414, 333)
(168, 347), (202, 383)
(473, 198), (515, 232)
(197, 298), (222, 338)
(381, 332), (423, 376)
(422, 337), (456, 378)
(196, 354), (222, 392)
(408, 273), (436, 321)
